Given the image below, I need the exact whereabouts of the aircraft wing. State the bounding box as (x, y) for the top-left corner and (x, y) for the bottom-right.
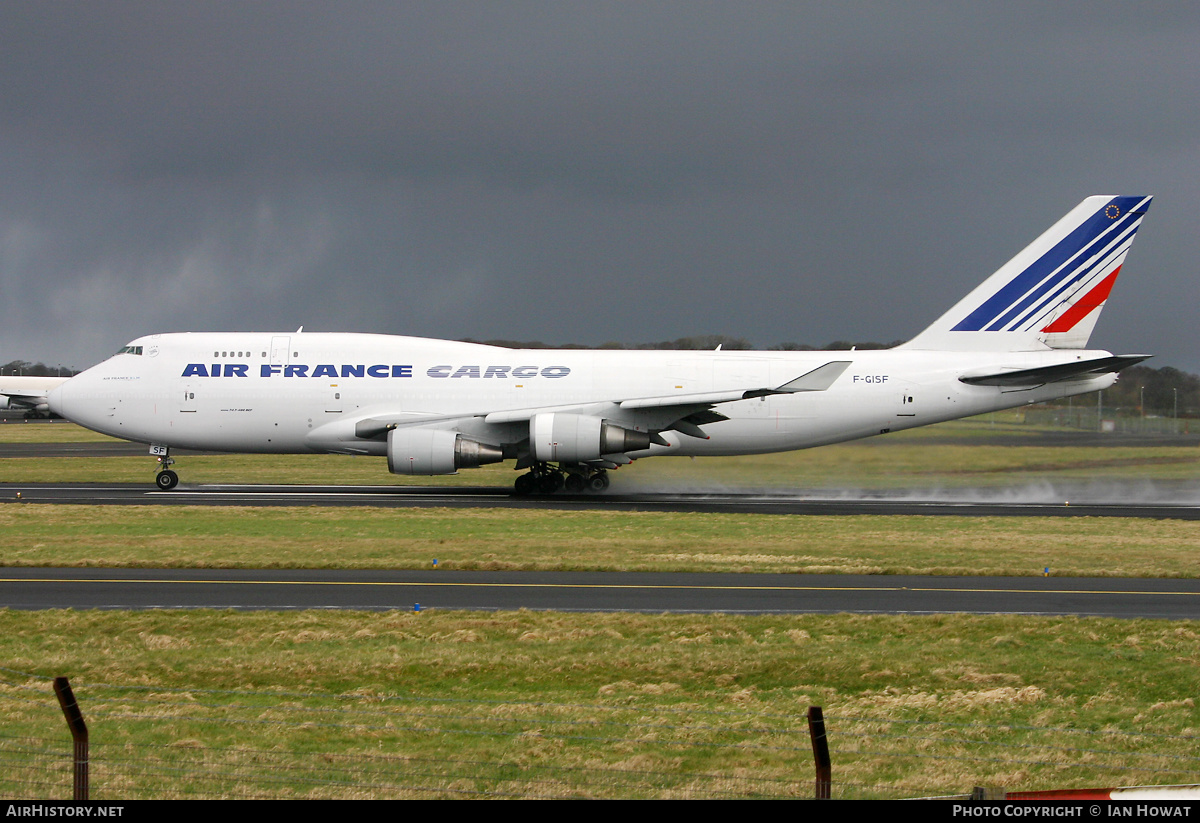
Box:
(0, 387), (50, 403)
(0, 376), (69, 412)
(958, 355), (1151, 387)
(616, 360), (852, 410)
(347, 360), (853, 441)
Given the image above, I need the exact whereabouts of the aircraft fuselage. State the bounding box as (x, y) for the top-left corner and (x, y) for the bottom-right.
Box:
(50, 331), (1115, 458)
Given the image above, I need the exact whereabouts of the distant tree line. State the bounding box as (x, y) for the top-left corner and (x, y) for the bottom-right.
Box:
(1098, 365), (1200, 417)
(459, 336), (906, 351)
(1, 360), (78, 377)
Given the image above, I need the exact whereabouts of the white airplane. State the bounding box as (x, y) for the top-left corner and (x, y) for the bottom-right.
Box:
(1, 375), (70, 418)
(49, 195), (1153, 493)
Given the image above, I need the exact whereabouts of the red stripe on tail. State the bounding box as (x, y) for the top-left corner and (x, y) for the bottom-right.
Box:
(1041, 267), (1121, 333)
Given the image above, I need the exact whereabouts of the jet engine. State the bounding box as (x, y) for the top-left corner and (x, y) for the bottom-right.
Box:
(0, 395), (47, 412)
(387, 428), (504, 475)
(529, 413), (651, 463)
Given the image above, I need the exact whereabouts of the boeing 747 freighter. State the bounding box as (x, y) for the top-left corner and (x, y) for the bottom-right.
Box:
(49, 195), (1154, 494)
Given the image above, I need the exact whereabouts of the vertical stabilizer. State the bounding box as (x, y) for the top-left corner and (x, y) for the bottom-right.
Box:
(900, 196), (1152, 352)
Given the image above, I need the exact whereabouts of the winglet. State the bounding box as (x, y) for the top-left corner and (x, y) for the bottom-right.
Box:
(774, 361), (852, 393)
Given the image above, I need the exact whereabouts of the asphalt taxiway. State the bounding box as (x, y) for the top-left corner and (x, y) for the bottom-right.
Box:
(4, 480), (1200, 519)
(2, 568), (1197, 618)
(5, 429), (1198, 617)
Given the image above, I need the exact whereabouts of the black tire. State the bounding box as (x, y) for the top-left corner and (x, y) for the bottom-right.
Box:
(514, 473), (535, 496)
(587, 472), (610, 492)
(155, 470), (179, 491)
(536, 472), (564, 495)
(563, 473), (585, 493)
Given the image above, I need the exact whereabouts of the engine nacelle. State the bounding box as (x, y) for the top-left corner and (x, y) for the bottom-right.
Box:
(387, 428), (504, 475)
(0, 396), (45, 412)
(530, 413), (651, 463)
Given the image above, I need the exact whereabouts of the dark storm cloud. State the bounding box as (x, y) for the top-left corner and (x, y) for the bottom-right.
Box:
(2, 2), (1198, 370)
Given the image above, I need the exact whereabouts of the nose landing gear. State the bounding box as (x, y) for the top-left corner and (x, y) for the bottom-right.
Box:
(153, 447), (179, 490)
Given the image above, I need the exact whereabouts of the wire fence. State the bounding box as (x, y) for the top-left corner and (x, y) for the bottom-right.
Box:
(3, 668), (1198, 800)
(1011, 406), (1195, 435)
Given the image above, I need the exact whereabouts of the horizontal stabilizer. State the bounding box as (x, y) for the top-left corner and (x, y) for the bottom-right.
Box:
(959, 355), (1151, 387)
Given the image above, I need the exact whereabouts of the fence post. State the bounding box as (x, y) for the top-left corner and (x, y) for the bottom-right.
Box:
(53, 677), (88, 801)
(971, 786), (1006, 800)
(806, 705), (831, 799)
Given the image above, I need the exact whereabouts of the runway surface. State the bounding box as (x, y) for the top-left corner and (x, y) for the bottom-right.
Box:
(3, 568), (1197, 618)
(4, 480), (1200, 518)
(5, 430), (1198, 618)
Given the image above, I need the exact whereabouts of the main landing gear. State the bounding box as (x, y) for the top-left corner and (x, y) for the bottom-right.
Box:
(154, 448), (179, 490)
(513, 464), (610, 496)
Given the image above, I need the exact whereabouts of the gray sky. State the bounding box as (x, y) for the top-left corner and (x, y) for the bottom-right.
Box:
(3, 2), (1198, 371)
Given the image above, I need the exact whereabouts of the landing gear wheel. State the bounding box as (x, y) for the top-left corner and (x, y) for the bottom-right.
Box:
(514, 473), (536, 496)
(587, 472), (610, 492)
(563, 473), (586, 493)
(536, 472), (564, 495)
(155, 470), (179, 491)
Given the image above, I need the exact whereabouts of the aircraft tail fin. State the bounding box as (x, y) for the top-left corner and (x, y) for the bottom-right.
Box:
(899, 195), (1152, 352)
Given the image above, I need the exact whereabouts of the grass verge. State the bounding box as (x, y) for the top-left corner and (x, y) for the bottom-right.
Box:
(5, 418), (1200, 489)
(2, 504), (1200, 577)
(1, 609), (1197, 799)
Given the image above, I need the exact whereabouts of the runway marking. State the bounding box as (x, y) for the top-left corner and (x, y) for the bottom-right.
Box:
(142, 490), (1200, 511)
(8, 483), (1200, 519)
(2, 576), (1197, 598)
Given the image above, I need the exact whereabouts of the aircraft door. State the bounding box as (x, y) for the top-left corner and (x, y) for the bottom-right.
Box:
(179, 381), (197, 413)
(891, 381), (918, 427)
(325, 384), (343, 414)
(270, 336), (291, 367)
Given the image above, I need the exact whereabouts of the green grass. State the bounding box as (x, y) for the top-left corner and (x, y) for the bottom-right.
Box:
(2, 610), (1197, 798)
(6, 445), (1198, 487)
(0, 419), (115, 442)
(3, 417), (1200, 577)
(3, 417), (1198, 798)
(5, 417), (1200, 487)
(3, 504), (1200, 577)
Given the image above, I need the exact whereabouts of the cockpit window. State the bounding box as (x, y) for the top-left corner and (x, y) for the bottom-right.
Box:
(117, 345), (144, 355)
